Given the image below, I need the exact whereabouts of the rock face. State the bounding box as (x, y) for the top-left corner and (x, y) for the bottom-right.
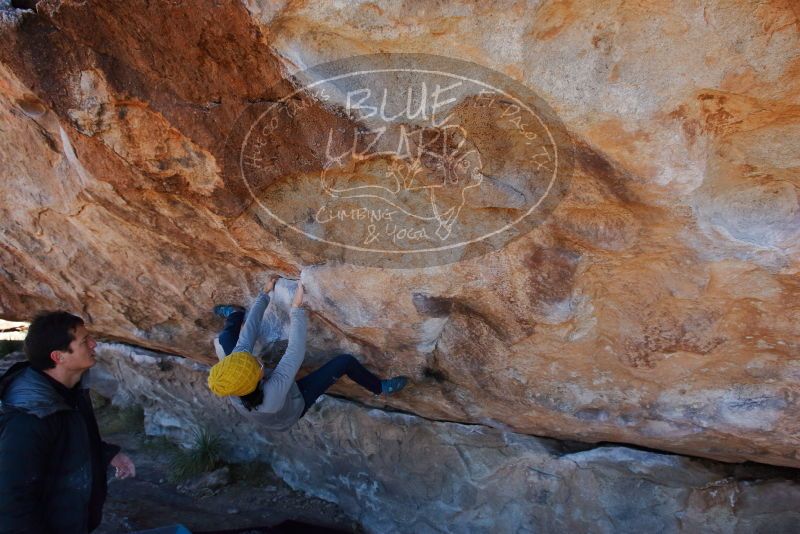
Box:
(1, 0), (799, 469)
(92, 342), (800, 533)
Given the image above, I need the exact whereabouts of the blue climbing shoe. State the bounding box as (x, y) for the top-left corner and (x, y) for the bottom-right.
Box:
(213, 304), (245, 318)
(380, 376), (408, 395)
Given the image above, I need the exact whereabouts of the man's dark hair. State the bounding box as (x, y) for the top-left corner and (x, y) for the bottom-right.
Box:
(24, 311), (84, 371)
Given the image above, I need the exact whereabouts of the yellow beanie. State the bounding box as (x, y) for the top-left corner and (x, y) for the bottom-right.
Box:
(207, 351), (263, 397)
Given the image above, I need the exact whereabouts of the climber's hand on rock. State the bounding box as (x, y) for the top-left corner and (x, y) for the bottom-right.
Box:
(264, 275), (280, 294)
(292, 282), (304, 308)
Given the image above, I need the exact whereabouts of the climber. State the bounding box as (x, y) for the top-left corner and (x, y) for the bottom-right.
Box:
(206, 275), (408, 430)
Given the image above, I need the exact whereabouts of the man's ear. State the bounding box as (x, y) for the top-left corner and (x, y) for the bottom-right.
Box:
(49, 350), (64, 366)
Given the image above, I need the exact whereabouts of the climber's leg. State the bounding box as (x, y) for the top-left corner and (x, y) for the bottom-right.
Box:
(217, 310), (246, 356)
(296, 354), (382, 415)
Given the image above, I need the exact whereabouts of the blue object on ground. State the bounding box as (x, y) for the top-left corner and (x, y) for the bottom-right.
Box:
(131, 525), (192, 534)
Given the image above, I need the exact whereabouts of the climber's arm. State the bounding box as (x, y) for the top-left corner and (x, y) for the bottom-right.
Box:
(260, 283), (307, 413)
(231, 276), (279, 354)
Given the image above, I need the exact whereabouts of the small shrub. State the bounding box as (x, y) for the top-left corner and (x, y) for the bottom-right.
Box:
(169, 427), (224, 481)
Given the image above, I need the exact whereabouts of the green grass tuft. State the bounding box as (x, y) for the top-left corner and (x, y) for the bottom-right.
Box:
(169, 427), (224, 482)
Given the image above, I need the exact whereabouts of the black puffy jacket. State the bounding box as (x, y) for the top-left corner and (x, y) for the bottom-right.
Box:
(0, 362), (119, 533)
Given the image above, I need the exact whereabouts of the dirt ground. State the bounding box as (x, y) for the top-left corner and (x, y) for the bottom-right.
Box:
(94, 406), (362, 534)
